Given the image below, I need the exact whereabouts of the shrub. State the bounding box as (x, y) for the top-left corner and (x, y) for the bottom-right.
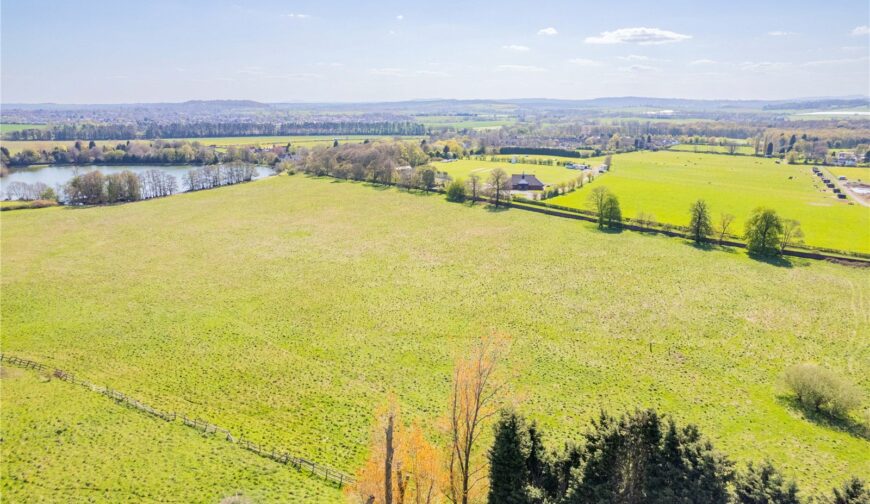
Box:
(784, 363), (862, 417)
(445, 178), (466, 202)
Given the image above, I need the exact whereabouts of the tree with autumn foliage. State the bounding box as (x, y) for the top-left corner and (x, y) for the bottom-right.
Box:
(349, 401), (443, 504)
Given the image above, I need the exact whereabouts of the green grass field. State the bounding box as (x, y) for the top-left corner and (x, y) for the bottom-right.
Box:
(670, 144), (756, 155)
(0, 135), (420, 154)
(827, 166), (870, 181)
(1, 365), (342, 503)
(436, 157), (604, 186)
(1, 174), (868, 501)
(0, 123), (47, 133)
(549, 151), (870, 253)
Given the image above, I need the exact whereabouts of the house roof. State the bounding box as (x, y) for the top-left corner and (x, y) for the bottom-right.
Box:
(510, 173), (544, 188)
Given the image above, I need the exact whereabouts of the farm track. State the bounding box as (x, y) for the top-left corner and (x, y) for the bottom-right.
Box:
(0, 353), (355, 489)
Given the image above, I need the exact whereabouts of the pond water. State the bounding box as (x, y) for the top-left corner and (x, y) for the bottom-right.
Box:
(1, 164), (274, 199)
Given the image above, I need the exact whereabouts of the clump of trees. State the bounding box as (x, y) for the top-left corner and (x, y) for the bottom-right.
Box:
(297, 141), (429, 185)
(183, 163), (258, 192)
(3, 181), (56, 201)
(744, 207), (803, 256)
(350, 335), (508, 504)
(486, 408), (866, 504)
(784, 363), (863, 418)
(588, 186), (622, 229)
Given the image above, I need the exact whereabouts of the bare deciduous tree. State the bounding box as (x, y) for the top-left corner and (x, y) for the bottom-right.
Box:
(716, 213), (735, 244)
(446, 335), (508, 504)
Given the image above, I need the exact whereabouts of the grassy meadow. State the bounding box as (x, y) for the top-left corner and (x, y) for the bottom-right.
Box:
(1, 174), (868, 501)
(549, 151), (870, 253)
(0, 123), (47, 133)
(827, 166), (870, 181)
(436, 157), (604, 186)
(670, 143), (756, 155)
(1, 365), (342, 503)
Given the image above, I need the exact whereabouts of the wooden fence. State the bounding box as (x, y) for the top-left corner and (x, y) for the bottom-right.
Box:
(0, 353), (354, 488)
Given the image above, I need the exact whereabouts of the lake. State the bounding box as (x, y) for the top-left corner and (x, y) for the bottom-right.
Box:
(1, 164), (275, 199)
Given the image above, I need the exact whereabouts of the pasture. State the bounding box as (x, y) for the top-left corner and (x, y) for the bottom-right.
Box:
(1, 174), (868, 501)
(827, 166), (870, 181)
(549, 151), (870, 253)
(669, 143), (756, 155)
(0, 123), (47, 133)
(436, 157), (604, 186)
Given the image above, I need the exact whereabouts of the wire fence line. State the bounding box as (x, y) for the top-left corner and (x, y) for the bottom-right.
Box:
(0, 353), (354, 488)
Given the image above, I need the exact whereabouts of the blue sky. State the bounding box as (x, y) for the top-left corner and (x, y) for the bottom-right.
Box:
(2, 0), (868, 103)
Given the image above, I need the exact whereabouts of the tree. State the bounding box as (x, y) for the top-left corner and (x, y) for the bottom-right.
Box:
(779, 219), (804, 253)
(447, 335), (508, 504)
(601, 194), (622, 229)
(467, 174), (482, 203)
(488, 410), (530, 504)
(588, 186), (610, 229)
(831, 477), (869, 504)
(733, 461), (799, 504)
(765, 142), (774, 157)
(744, 208), (783, 256)
(446, 179), (467, 203)
(487, 168), (510, 208)
(715, 213), (735, 244)
(688, 199), (713, 244)
(565, 409), (732, 504)
(421, 169), (436, 193)
(351, 403), (443, 504)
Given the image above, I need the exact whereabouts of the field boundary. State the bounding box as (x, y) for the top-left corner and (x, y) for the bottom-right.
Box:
(0, 353), (355, 488)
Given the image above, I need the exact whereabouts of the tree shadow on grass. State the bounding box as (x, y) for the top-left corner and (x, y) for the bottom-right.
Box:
(775, 395), (869, 441)
(485, 204), (511, 213)
(747, 252), (795, 268)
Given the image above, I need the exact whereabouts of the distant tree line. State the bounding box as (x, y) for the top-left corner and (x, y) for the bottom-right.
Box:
(499, 147), (583, 158)
(2, 140), (287, 167)
(4, 121), (425, 141)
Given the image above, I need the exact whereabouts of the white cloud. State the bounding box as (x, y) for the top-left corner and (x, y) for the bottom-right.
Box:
(537, 27), (558, 36)
(502, 44), (531, 52)
(768, 31), (796, 36)
(620, 64), (662, 72)
(690, 59), (716, 65)
(739, 61), (790, 71)
(851, 25), (870, 36)
(369, 68), (407, 77)
(497, 64), (546, 72)
(585, 27), (691, 45)
(316, 62), (344, 67)
(416, 70), (450, 77)
(568, 58), (603, 67)
(396, 14), (404, 20)
(284, 13), (311, 19)
(618, 55), (650, 61)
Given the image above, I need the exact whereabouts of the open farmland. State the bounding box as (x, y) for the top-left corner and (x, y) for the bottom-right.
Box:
(436, 157), (604, 186)
(0, 123), (47, 133)
(1, 174), (868, 500)
(669, 143), (756, 155)
(549, 151), (870, 253)
(0, 365), (342, 503)
(827, 166), (870, 181)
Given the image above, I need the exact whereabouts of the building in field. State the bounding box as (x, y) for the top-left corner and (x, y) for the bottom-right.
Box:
(836, 152), (857, 166)
(510, 173), (545, 191)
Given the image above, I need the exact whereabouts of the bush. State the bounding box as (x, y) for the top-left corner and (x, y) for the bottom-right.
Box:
(784, 363), (862, 417)
(445, 178), (466, 202)
(831, 477), (869, 504)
